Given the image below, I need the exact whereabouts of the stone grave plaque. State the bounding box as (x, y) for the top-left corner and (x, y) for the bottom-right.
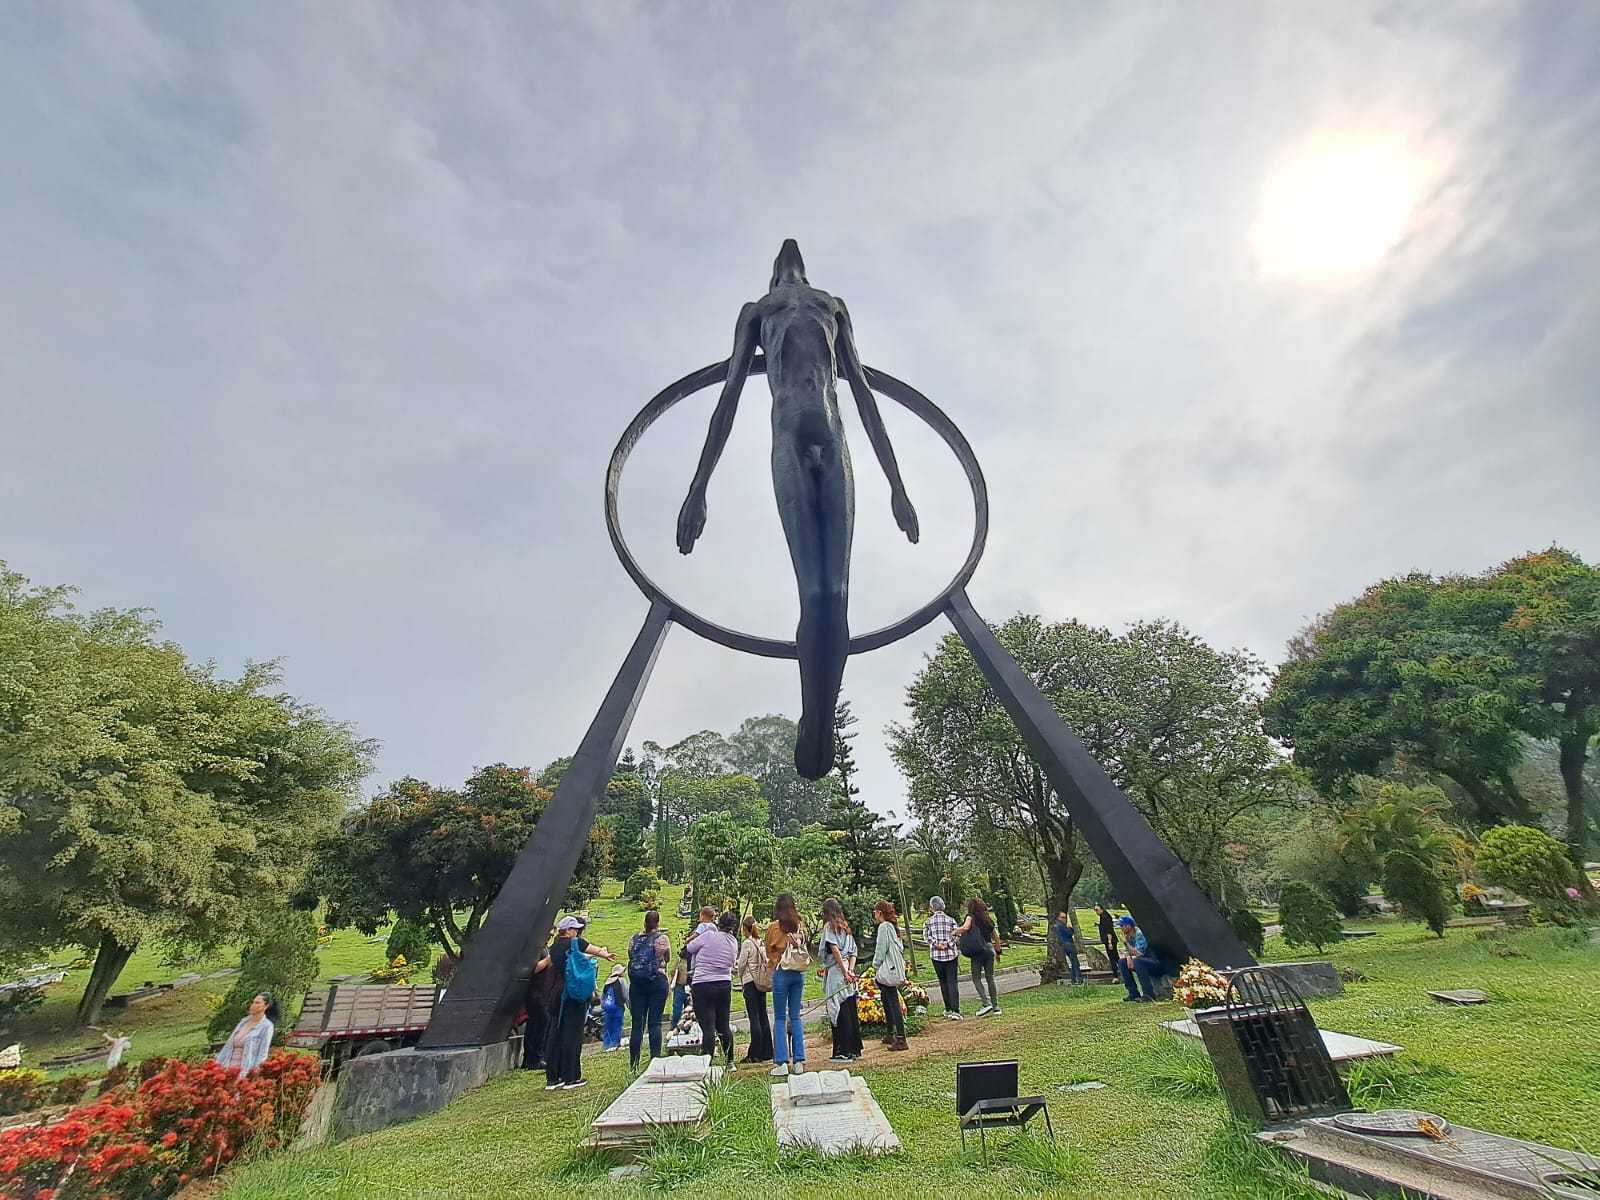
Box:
(1427, 988), (1490, 1005)
(788, 1069), (852, 1107)
(643, 1054), (713, 1082)
(770, 1074), (900, 1154)
(590, 1062), (725, 1148)
(1333, 1110), (1450, 1137)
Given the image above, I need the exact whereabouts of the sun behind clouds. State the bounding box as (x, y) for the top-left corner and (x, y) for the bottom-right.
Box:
(1251, 131), (1427, 285)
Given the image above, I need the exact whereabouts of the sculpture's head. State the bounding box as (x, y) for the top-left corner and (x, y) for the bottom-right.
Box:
(769, 238), (808, 290)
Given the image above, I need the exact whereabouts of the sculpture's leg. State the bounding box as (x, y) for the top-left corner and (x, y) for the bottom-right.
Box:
(942, 588), (1254, 969)
(420, 598), (673, 1048)
(774, 431), (853, 779)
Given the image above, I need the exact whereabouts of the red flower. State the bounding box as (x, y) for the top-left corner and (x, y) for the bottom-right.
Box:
(161, 1131), (178, 1147)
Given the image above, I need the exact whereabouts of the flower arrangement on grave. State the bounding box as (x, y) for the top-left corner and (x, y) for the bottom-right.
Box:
(1172, 959), (1230, 1011)
(853, 973), (930, 1037)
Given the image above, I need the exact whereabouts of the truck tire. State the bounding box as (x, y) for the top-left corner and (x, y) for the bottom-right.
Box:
(354, 1038), (393, 1058)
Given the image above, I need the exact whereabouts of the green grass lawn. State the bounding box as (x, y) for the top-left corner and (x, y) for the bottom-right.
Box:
(217, 920), (1600, 1199)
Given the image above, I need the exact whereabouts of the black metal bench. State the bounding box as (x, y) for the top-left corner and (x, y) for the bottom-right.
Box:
(956, 1059), (1054, 1164)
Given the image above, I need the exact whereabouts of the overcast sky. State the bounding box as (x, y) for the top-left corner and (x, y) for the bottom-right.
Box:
(4, 2), (1597, 818)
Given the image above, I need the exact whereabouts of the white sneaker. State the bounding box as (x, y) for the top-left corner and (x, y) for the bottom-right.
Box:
(769, 1064), (789, 1078)
(991, 1006), (1003, 1015)
(789, 1062), (804, 1075)
(975, 1005), (993, 1018)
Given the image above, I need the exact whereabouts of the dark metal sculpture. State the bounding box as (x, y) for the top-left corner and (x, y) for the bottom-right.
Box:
(420, 245), (1253, 1053)
(676, 240), (919, 779)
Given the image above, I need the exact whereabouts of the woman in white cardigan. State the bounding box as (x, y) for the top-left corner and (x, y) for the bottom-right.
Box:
(214, 992), (278, 1076)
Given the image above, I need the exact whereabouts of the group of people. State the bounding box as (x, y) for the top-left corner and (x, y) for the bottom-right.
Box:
(919, 895), (1004, 1018)
(522, 893), (1172, 1091)
(1068, 903), (1168, 1003)
(521, 892), (927, 1088)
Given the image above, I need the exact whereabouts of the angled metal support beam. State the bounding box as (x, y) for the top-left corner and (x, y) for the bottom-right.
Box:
(420, 598), (673, 1048)
(943, 588), (1255, 969)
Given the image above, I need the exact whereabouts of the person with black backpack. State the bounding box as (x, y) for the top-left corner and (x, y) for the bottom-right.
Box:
(955, 897), (1002, 1017)
(543, 915), (615, 1091)
(626, 909), (672, 1071)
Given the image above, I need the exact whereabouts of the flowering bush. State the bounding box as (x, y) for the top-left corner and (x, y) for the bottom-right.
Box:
(1172, 959), (1230, 1010)
(0, 1051), (321, 1199)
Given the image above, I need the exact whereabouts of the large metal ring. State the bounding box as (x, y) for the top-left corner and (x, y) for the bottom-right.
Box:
(605, 355), (988, 659)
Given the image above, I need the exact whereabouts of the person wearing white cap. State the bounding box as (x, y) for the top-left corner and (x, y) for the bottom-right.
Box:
(542, 915), (614, 1090)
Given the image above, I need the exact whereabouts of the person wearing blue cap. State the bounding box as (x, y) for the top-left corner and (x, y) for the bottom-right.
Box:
(1117, 916), (1162, 1002)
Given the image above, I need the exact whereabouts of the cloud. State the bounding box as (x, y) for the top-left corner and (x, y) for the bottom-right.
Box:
(2, 1), (1595, 817)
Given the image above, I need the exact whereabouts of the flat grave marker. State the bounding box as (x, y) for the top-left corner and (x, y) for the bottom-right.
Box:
(770, 1072), (899, 1155)
(1163, 1017), (1400, 1063)
(1427, 988), (1491, 1006)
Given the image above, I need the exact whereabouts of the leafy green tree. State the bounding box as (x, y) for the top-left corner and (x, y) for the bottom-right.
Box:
(206, 908), (321, 1043)
(1338, 781), (1464, 937)
(1269, 812), (1376, 917)
(1479, 550), (1600, 875)
(1277, 882), (1343, 953)
(1227, 907), (1266, 957)
(1476, 823), (1580, 919)
(725, 715), (835, 834)
(0, 565), (370, 1025)
(825, 703), (894, 896)
(891, 614), (1293, 922)
(307, 765), (547, 959)
(610, 810), (649, 880)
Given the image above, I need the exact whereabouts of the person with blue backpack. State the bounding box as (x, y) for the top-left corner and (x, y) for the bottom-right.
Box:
(543, 915), (615, 1090)
(626, 908), (672, 1071)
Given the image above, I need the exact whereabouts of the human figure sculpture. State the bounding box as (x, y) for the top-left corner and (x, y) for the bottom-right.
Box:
(677, 240), (919, 778)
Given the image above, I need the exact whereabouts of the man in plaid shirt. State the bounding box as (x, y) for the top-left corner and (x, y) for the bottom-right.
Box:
(922, 897), (961, 1019)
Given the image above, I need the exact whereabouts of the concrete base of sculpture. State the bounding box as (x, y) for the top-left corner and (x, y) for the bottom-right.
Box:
(1246, 961), (1344, 999)
(331, 1039), (519, 1140)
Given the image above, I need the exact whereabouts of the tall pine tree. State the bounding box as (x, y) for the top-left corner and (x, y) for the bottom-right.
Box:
(823, 701), (894, 899)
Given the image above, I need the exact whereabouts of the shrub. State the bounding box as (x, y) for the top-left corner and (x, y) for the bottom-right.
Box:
(1278, 882), (1343, 952)
(0, 986), (45, 1034)
(385, 918), (434, 972)
(50, 1075), (96, 1107)
(638, 889), (660, 911)
(0, 1051), (321, 1199)
(1476, 824), (1580, 921)
(206, 909), (321, 1043)
(1382, 850), (1452, 937)
(623, 866), (663, 902)
(431, 953), (458, 986)
(0, 1069), (47, 1117)
(1226, 908), (1265, 958)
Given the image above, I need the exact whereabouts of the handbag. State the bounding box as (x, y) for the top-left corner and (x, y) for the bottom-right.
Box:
(752, 951), (774, 993)
(958, 925), (989, 959)
(778, 929), (811, 972)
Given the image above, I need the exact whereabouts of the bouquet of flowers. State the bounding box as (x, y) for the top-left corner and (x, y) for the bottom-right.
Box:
(1172, 958), (1230, 1010)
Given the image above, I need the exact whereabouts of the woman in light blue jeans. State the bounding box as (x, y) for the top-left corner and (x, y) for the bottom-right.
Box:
(765, 893), (809, 1076)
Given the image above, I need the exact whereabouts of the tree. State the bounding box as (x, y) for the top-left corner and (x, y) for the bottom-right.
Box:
(1479, 550), (1600, 875)
(610, 810), (649, 880)
(725, 714), (834, 834)
(1338, 781), (1465, 937)
(1268, 811), (1376, 917)
(824, 702), (893, 896)
(1278, 882), (1343, 953)
(385, 918), (434, 972)
(207, 909), (321, 1042)
(1264, 574), (1532, 825)
(307, 765), (548, 959)
(891, 615), (1293, 929)
(0, 565), (371, 1025)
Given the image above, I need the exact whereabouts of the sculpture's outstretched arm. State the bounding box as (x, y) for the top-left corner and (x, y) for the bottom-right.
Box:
(678, 302), (760, 554)
(836, 299), (919, 544)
